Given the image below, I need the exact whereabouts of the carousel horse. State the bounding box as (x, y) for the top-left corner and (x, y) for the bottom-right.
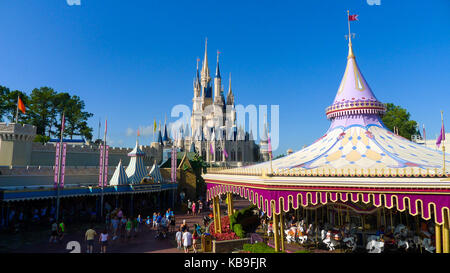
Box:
(366, 235), (384, 253)
(297, 224), (308, 244)
(420, 238), (435, 253)
(323, 230), (341, 251)
(342, 235), (357, 252)
(285, 226), (297, 243)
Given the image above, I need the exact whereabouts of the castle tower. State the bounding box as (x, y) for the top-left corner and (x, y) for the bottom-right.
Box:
(0, 123), (36, 166)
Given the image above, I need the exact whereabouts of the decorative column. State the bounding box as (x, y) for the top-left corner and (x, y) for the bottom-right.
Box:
(436, 223), (442, 253)
(215, 196), (222, 233)
(213, 196), (218, 233)
(272, 206), (280, 252)
(443, 214), (449, 253)
(279, 204), (285, 252)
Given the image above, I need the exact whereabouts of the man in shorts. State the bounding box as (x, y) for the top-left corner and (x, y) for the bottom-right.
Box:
(182, 227), (193, 253)
(85, 225), (97, 253)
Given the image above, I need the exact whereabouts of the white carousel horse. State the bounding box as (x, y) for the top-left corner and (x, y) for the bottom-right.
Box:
(267, 224), (273, 237)
(366, 235), (384, 253)
(297, 225), (309, 244)
(323, 231), (341, 251)
(285, 227), (297, 243)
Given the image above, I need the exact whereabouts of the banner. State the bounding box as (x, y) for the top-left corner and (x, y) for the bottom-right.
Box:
(171, 146), (176, 183)
(99, 144), (104, 186)
(104, 145), (109, 187)
(60, 143), (67, 188)
(54, 143), (60, 189)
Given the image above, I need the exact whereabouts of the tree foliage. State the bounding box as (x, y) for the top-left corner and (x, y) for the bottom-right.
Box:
(0, 85), (94, 141)
(382, 103), (419, 140)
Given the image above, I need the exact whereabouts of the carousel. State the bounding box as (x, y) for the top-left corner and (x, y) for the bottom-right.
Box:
(203, 27), (450, 253)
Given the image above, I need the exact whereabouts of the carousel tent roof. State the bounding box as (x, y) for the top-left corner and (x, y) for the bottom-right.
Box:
(126, 140), (147, 184)
(234, 41), (449, 172)
(109, 160), (129, 186)
(148, 162), (165, 183)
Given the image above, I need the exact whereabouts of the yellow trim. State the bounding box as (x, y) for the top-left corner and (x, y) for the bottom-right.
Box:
(208, 184), (450, 225)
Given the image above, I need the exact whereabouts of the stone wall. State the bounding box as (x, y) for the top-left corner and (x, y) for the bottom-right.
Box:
(212, 238), (251, 253)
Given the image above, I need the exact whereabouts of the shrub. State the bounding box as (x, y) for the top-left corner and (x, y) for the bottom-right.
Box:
(243, 242), (276, 253)
(234, 224), (246, 238)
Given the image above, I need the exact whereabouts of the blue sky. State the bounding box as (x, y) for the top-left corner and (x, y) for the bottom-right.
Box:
(0, 0), (449, 155)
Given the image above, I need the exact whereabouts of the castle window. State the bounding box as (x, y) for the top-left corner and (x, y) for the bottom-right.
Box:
(231, 149), (236, 161)
(237, 148), (242, 162)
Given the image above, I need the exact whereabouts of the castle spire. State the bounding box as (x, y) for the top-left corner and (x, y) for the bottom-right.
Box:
(227, 72), (234, 106)
(201, 38), (211, 86)
(215, 50), (221, 78)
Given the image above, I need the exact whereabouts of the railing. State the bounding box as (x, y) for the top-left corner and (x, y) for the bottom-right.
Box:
(206, 166), (449, 178)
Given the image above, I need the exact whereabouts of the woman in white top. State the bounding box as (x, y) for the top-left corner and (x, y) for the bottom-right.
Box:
(99, 229), (108, 253)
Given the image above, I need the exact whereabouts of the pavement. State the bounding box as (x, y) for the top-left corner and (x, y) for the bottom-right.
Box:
(3, 198), (251, 253)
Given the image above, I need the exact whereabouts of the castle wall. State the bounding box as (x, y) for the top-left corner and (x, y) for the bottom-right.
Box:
(29, 142), (162, 167)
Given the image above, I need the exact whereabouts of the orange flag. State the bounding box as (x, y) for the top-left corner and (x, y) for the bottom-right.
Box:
(18, 97), (26, 114)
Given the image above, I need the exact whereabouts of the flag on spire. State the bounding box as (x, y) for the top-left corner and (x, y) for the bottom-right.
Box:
(436, 122), (445, 148)
(153, 119), (157, 133)
(210, 143), (214, 155)
(348, 14), (359, 21)
(224, 146), (228, 158)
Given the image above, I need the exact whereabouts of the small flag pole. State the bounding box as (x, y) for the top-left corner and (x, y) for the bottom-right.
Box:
(101, 118), (107, 218)
(347, 10), (352, 45)
(441, 111), (446, 176)
(15, 95), (20, 123)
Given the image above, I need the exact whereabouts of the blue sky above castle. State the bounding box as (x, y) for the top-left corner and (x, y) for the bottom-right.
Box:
(0, 0), (449, 155)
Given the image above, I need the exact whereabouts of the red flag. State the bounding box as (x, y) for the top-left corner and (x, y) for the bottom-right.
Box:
(18, 97), (26, 114)
(137, 129), (140, 137)
(349, 14), (358, 21)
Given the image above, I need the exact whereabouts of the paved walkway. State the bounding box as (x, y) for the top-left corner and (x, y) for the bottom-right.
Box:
(5, 199), (250, 253)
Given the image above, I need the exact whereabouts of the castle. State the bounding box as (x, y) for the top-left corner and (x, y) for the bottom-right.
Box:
(173, 39), (267, 166)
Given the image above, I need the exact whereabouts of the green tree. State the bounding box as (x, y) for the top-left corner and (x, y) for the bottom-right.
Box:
(62, 95), (93, 140)
(0, 87), (30, 124)
(382, 103), (419, 140)
(28, 87), (56, 136)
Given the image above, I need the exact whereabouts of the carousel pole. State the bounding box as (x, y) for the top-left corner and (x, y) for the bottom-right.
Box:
(272, 205), (280, 252)
(216, 196), (222, 233)
(443, 214), (450, 253)
(315, 207), (318, 246)
(390, 209), (394, 232)
(279, 202), (285, 252)
(213, 196), (218, 233)
(436, 223), (442, 253)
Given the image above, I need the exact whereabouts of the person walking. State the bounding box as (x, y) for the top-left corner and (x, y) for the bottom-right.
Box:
(58, 220), (66, 242)
(99, 228), (109, 253)
(191, 201), (196, 216)
(182, 228), (193, 253)
(152, 212), (157, 230)
(198, 201), (203, 214)
(176, 227), (182, 250)
(187, 200), (192, 215)
(85, 225), (97, 253)
(125, 218), (133, 241)
(192, 229), (199, 253)
(49, 221), (58, 244)
(111, 216), (119, 241)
